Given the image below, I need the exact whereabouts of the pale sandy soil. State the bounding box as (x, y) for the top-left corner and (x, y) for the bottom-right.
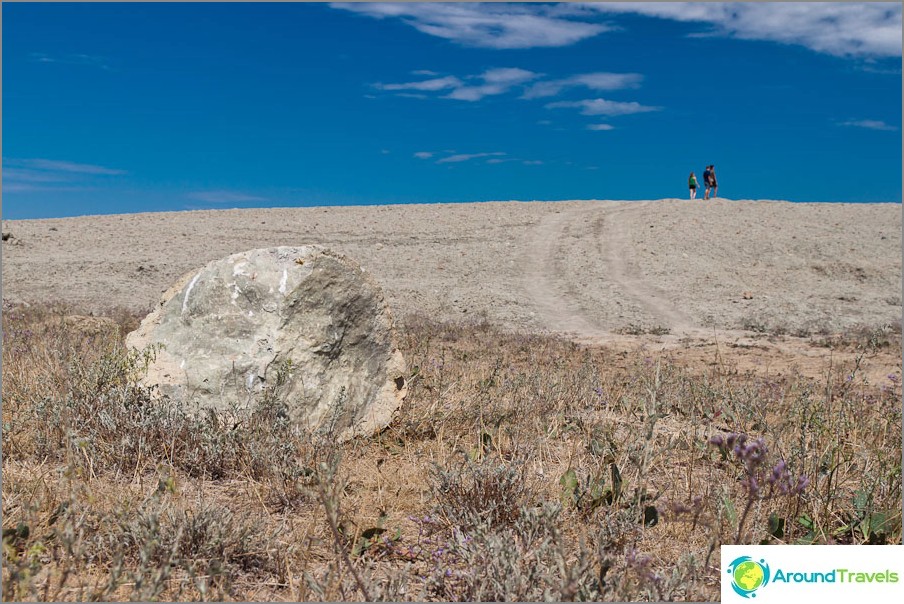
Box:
(2, 199), (899, 336)
(2, 197), (903, 417)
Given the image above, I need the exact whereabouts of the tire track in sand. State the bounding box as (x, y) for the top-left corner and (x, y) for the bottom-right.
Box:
(521, 206), (605, 337)
(522, 202), (696, 337)
(597, 203), (696, 333)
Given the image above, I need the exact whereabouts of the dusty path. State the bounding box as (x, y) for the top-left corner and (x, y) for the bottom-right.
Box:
(521, 201), (698, 338)
(521, 205), (605, 337)
(598, 203), (696, 333)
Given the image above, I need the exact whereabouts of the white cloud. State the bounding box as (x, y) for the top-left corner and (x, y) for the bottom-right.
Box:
(378, 67), (539, 102)
(587, 123), (615, 131)
(376, 75), (463, 92)
(375, 67), (660, 125)
(445, 67), (537, 101)
(425, 152), (543, 165)
(414, 151), (434, 159)
(3, 158), (126, 194)
(546, 98), (662, 116)
(436, 152), (506, 164)
(16, 158), (126, 175)
(188, 191), (268, 204)
(522, 72), (643, 99)
(481, 67), (539, 85)
(29, 52), (112, 70)
(334, 2), (900, 58)
(445, 68), (539, 101)
(331, 2), (610, 49)
(586, 2), (902, 58)
(2, 183), (90, 193)
(840, 119), (899, 131)
(575, 72), (643, 90)
(3, 167), (69, 183)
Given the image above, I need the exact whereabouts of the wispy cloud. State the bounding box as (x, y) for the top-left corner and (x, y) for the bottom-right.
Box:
(419, 151), (544, 166)
(378, 67), (659, 130)
(334, 2), (900, 58)
(374, 67), (656, 118)
(522, 72), (643, 99)
(29, 52), (113, 70)
(444, 68), (538, 101)
(546, 98), (662, 116)
(3, 158), (126, 193)
(187, 191), (269, 204)
(376, 75), (463, 92)
(2, 183), (93, 193)
(839, 119), (899, 131)
(586, 2), (902, 58)
(377, 67), (538, 102)
(436, 152), (506, 164)
(3, 167), (70, 184)
(15, 159), (126, 175)
(331, 2), (610, 49)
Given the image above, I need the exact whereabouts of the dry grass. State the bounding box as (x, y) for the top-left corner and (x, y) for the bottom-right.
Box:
(2, 301), (901, 601)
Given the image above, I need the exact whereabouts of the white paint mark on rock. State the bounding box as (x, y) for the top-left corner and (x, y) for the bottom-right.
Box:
(279, 268), (288, 295)
(182, 272), (202, 316)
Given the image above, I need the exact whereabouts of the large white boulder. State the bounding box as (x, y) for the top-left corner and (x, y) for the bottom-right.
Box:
(126, 246), (407, 441)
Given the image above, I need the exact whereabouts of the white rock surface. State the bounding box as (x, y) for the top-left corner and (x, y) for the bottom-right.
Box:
(126, 246), (407, 441)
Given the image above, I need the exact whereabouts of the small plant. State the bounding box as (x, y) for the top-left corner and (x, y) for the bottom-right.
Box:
(834, 489), (901, 544)
(431, 457), (528, 531)
(617, 323), (671, 336)
(708, 433), (809, 543)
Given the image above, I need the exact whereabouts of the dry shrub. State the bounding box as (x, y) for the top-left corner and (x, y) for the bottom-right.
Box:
(2, 302), (901, 601)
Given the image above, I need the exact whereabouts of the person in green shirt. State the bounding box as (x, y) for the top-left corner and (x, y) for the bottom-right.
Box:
(688, 171), (699, 199)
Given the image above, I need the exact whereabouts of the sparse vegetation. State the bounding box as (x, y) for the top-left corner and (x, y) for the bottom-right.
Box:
(616, 323), (671, 336)
(3, 301), (901, 601)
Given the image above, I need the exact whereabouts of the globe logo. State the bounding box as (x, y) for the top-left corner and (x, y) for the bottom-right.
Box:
(727, 556), (771, 598)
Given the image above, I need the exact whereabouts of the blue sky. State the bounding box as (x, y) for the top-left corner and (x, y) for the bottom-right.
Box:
(2, 2), (901, 219)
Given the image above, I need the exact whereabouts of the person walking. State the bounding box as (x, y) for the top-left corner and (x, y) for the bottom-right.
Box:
(688, 171), (699, 199)
(709, 165), (718, 199)
(703, 165), (713, 199)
